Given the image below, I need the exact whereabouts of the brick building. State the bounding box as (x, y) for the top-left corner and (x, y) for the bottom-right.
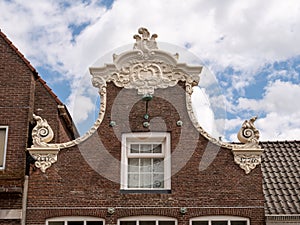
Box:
(0, 30), (77, 225)
(0, 28), (299, 225)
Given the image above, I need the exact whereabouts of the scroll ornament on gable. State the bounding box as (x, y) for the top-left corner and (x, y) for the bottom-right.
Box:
(90, 27), (202, 97)
(232, 116), (264, 174)
(27, 114), (59, 173)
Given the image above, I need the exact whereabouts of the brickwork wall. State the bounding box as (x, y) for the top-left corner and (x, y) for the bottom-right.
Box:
(26, 82), (265, 224)
(0, 35), (34, 179)
(0, 33), (75, 225)
(33, 79), (76, 143)
(0, 220), (20, 225)
(0, 34), (36, 215)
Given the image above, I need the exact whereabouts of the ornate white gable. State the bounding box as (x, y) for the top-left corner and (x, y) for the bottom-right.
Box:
(90, 27), (201, 96)
(27, 28), (263, 174)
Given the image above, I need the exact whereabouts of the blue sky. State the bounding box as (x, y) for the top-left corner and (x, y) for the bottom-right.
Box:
(0, 0), (299, 141)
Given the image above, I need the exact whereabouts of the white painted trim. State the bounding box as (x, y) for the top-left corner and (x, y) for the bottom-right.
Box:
(0, 209), (22, 219)
(190, 216), (250, 225)
(46, 216), (104, 225)
(121, 132), (171, 190)
(0, 126), (8, 170)
(118, 215), (177, 225)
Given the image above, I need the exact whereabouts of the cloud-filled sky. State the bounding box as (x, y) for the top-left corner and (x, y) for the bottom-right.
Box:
(0, 0), (299, 141)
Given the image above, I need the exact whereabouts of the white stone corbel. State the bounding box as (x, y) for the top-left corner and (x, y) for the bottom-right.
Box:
(27, 148), (59, 173)
(232, 116), (264, 174)
(27, 114), (60, 172)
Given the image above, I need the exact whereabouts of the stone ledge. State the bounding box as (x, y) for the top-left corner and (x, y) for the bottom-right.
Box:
(0, 209), (22, 219)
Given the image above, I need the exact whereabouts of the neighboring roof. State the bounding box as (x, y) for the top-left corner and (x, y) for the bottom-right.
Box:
(0, 29), (63, 105)
(261, 140), (300, 215)
(0, 29), (78, 136)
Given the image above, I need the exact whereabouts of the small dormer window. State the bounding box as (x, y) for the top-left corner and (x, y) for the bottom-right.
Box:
(121, 132), (171, 192)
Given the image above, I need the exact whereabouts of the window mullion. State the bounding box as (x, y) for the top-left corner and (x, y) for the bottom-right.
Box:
(150, 158), (154, 188)
(138, 158), (141, 188)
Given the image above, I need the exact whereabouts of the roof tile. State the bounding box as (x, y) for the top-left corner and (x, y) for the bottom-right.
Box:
(261, 140), (300, 215)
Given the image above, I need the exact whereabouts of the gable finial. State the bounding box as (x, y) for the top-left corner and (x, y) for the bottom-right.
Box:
(232, 116), (263, 174)
(133, 27), (158, 52)
(237, 116), (260, 148)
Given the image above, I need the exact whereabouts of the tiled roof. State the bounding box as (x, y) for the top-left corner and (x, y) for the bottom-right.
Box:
(261, 140), (300, 215)
(0, 29), (78, 136)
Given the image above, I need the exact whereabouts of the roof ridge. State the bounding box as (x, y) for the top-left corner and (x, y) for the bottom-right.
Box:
(0, 29), (37, 76)
(0, 29), (63, 106)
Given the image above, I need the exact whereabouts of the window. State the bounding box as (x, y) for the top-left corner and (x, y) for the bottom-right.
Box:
(119, 216), (177, 225)
(190, 216), (249, 225)
(46, 217), (104, 225)
(0, 126), (8, 170)
(121, 132), (171, 191)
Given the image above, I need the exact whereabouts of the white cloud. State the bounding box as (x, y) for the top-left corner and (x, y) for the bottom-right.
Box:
(236, 80), (300, 140)
(238, 80), (300, 114)
(69, 94), (95, 124)
(1, 0), (300, 139)
(256, 112), (300, 141)
(192, 86), (225, 139)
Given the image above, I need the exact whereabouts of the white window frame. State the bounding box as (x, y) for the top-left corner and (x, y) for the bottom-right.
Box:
(118, 215), (177, 225)
(0, 126), (8, 170)
(121, 132), (171, 190)
(46, 216), (104, 225)
(190, 216), (250, 225)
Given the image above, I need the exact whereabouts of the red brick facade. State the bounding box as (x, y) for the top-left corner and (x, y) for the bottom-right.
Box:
(0, 30), (265, 225)
(26, 83), (265, 224)
(0, 31), (75, 225)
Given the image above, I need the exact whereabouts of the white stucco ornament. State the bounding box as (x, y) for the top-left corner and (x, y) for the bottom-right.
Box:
(27, 114), (59, 172)
(232, 116), (264, 174)
(90, 27), (202, 96)
(27, 28), (263, 174)
(31, 114), (54, 147)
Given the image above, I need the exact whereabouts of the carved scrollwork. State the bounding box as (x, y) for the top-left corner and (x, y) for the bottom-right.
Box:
(105, 61), (198, 95)
(133, 27), (158, 57)
(233, 154), (262, 174)
(237, 116), (260, 148)
(31, 114), (54, 147)
(27, 27), (266, 175)
(33, 153), (57, 172)
(28, 148), (59, 173)
(232, 116), (263, 174)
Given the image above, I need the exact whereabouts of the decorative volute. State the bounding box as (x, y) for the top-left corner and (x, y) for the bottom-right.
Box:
(89, 27), (202, 96)
(27, 28), (263, 174)
(27, 114), (59, 173)
(232, 116), (264, 174)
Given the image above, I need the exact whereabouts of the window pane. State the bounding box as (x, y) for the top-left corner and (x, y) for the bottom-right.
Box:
(140, 158), (152, 172)
(128, 158), (139, 172)
(140, 144), (152, 153)
(68, 222), (84, 225)
(120, 221), (136, 225)
(0, 129), (6, 167)
(153, 144), (162, 153)
(192, 222), (208, 225)
(49, 222), (64, 225)
(153, 174), (164, 188)
(87, 222), (103, 225)
(153, 158), (164, 172)
(130, 144), (139, 153)
(140, 221), (155, 225)
(128, 174), (139, 188)
(231, 222), (247, 225)
(212, 222), (227, 225)
(159, 221), (175, 225)
(140, 173), (151, 188)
